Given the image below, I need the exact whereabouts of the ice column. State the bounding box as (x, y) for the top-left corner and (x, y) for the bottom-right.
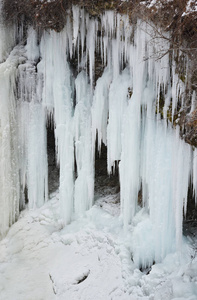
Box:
(0, 48), (23, 238)
(74, 72), (94, 216)
(17, 29), (48, 209)
(92, 67), (112, 153)
(107, 68), (131, 173)
(39, 30), (74, 224)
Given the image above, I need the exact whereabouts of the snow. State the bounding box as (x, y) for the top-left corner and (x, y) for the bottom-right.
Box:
(0, 193), (196, 300)
(182, 0), (197, 16)
(140, 0), (197, 16)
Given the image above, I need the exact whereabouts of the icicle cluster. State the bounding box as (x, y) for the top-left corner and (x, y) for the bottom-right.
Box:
(0, 7), (196, 267)
(0, 24), (15, 62)
(0, 46), (24, 238)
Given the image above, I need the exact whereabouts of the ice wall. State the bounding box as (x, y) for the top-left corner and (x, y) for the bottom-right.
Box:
(0, 27), (48, 237)
(0, 47), (24, 238)
(0, 6), (196, 267)
(0, 1), (25, 238)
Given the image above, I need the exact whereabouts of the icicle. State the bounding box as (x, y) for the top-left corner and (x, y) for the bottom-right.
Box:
(112, 39), (120, 79)
(92, 67), (112, 153)
(74, 72), (94, 216)
(25, 27), (39, 62)
(79, 9), (85, 58)
(119, 94), (141, 227)
(193, 148), (197, 204)
(190, 90), (196, 114)
(17, 40), (48, 210)
(66, 13), (73, 59)
(107, 68), (130, 174)
(0, 47), (24, 238)
(39, 30), (74, 224)
(38, 31), (55, 116)
(172, 127), (191, 250)
(72, 6), (80, 51)
(87, 19), (96, 86)
(26, 103), (48, 208)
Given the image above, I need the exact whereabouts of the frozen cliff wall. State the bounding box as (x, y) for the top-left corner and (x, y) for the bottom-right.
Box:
(0, 0), (22, 238)
(0, 6), (196, 267)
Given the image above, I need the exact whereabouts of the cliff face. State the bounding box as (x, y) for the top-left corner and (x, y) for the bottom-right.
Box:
(0, 2), (197, 266)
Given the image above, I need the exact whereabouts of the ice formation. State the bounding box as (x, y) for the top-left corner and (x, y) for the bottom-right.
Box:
(0, 6), (196, 267)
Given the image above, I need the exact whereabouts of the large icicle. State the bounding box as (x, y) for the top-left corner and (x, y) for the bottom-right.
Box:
(74, 72), (94, 216)
(92, 67), (112, 153)
(39, 30), (74, 224)
(0, 47), (24, 238)
(107, 68), (131, 173)
(17, 29), (48, 210)
(17, 101), (48, 209)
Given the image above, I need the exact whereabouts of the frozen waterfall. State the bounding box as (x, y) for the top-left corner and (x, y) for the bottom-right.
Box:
(0, 7), (196, 268)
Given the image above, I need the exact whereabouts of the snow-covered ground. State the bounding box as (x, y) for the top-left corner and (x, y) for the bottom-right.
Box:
(0, 191), (197, 300)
